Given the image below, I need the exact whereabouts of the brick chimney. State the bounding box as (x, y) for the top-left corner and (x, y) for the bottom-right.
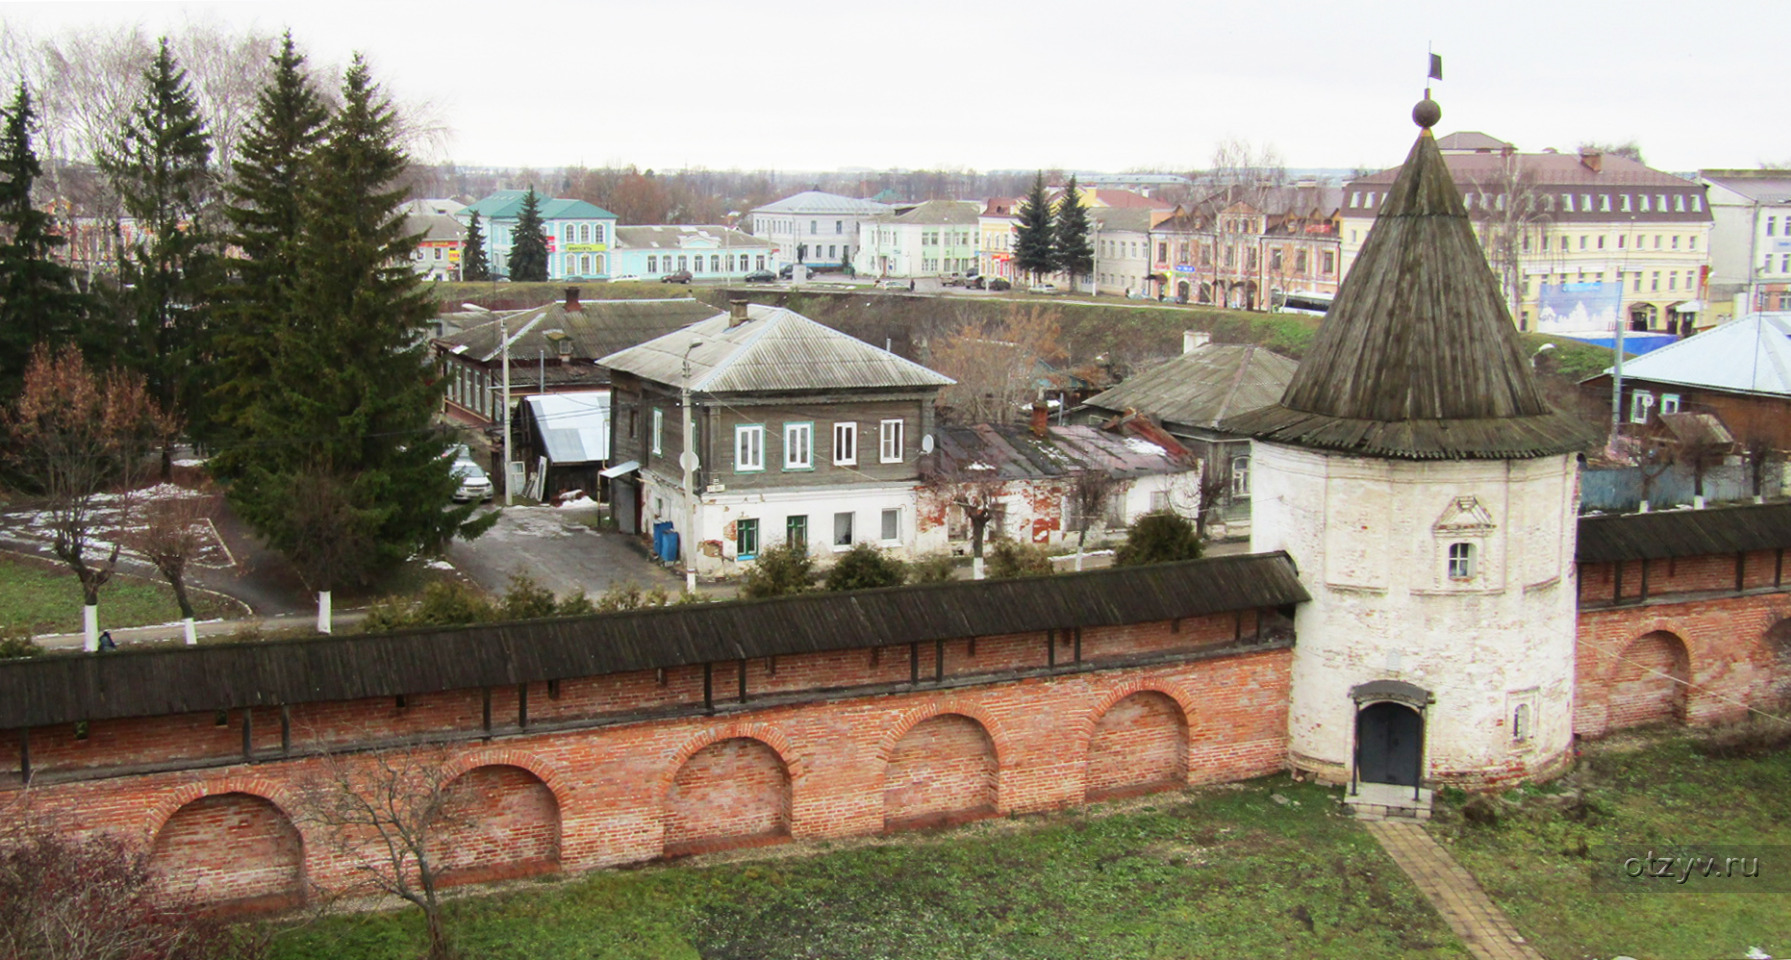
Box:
(728, 298), (750, 328)
(1030, 399), (1050, 439)
(1579, 150), (1603, 174)
(1183, 330), (1211, 354)
(563, 286), (581, 310)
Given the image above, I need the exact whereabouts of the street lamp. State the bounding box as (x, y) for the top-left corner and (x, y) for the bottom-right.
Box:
(680, 339), (704, 594)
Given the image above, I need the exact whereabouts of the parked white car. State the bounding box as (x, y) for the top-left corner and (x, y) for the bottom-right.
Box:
(607, 274), (644, 283)
(447, 453), (493, 502)
(1030, 283), (1059, 295)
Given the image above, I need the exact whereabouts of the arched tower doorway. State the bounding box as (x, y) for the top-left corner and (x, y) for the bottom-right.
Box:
(1356, 702), (1423, 787)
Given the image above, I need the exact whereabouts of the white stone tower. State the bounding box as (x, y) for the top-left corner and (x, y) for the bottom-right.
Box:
(1228, 99), (1595, 791)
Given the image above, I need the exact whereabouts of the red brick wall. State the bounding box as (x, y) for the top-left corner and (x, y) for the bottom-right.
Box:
(147, 792), (303, 907)
(1580, 551), (1785, 605)
(882, 714), (997, 830)
(665, 738), (791, 854)
(437, 765), (559, 883)
(1086, 692), (1187, 799)
(1576, 589), (1791, 738)
(2, 617), (1292, 907)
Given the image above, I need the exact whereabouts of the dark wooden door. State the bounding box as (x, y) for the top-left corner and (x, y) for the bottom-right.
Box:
(1356, 702), (1422, 787)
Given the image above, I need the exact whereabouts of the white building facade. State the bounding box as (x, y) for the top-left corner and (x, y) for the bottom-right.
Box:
(748, 191), (891, 270)
(854, 200), (981, 279)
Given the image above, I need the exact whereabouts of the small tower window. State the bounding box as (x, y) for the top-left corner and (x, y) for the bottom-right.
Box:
(1512, 702), (1532, 742)
(1447, 542), (1476, 581)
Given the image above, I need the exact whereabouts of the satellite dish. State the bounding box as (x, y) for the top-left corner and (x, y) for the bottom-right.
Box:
(920, 435), (935, 454)
(679, 451), (700, 472)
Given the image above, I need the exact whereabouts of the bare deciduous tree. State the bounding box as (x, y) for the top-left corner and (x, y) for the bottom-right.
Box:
(5, 344), (168, 649)
(295, 744), (467, 960)
(1066, 469), (1115, 572)
(1465, 153), (1550, 328)
(119, 489), (217, 644)
(930, 303), (1064, 425)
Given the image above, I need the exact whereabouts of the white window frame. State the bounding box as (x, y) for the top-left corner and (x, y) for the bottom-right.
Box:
(735, 424), (765, 472)
(783, 422), (813, 470)
(1447, 542), (1476, 581)
(879, 418), (904, 464)
(880, 507), (901, 543)
(833, 511), (854, 548)
(1659, 393), (1681, 415)
(1629, 390), (1654, 424)
(651, 408), (664, 456)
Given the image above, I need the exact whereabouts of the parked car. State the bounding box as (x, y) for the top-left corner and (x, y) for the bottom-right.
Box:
(778, 263), (796, 279)
(450, 458), (494, 503)
(987, 277), (1011, 291)
(743, 270), (776, 283)
(661, 270), (693, 284)
(608, 274), (644, 283)
(1030, 283), (1059, 295)
(874, 278), (909, 290)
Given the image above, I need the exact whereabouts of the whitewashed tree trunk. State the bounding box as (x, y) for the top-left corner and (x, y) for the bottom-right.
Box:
(1638, 499), (1651, 514)
(317, 590), (332, 634)
(1693, 494), (1706, 509)
(972, 556), (985, 580)
(183, 617), (197, 645)
(83, 604), (98, 652)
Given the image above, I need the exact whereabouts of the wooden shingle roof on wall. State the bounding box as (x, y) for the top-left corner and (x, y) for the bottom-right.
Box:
(1225, 108), (1597, 461)
(0, 554), (1308, 730)
(1576, 501), (1791, 563)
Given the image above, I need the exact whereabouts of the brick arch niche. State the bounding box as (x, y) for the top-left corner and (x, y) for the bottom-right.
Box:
(664, 737), (792, 856)
(882, 713), (998, 832)
(148, 792), (304, 910)
(1086, 691), (1189, 800)
(1766, 618), (1791, 706)
(1610, 631), (1691, 729)
(435, 764), (561, 885)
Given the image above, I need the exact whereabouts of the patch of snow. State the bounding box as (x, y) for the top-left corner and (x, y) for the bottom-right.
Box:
(556, 494), (599, 509)
(172, 458), (206, 467)
(426, 559), (456, 571)
(1122, 436), (1166, 456)
(967, 461), (996, 471)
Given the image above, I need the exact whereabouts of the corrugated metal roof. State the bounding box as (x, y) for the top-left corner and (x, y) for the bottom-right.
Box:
(1083, 344), (1297, 430)
(1225, 121), (1598, 461)
(750, 191), (892, 216)
(867, 200), (982, 226)
(930, 423), (1191, 481)
(0, 554), (1309, 729)
(1594, 313), (1791, 398)
(525, 393), (610, 464)
(436, 298), (717, 368)
(599, 304), (954, 395)
(1577, 501), (1791, 563)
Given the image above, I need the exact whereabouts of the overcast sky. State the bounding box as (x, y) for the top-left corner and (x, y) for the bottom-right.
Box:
(9, 0), (1788, 176)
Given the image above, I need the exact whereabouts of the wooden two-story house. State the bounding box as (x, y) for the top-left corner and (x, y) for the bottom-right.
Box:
(600, 300), (954, 575)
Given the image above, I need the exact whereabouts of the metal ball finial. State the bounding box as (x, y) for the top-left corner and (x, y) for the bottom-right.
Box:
(1413, 97), (1441, 129)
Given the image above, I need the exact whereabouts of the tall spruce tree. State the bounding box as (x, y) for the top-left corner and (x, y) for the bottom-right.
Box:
(1053, 175), (1094, 289)
(208, 33), (329, 459)
(97, 38), (217, 438)
(1013, 171), (1056, 283)
(0, 84), (87, 399)
(460, 210), (489, 281)
(225, 56), (488, 631)
(506, 188), (548, 281)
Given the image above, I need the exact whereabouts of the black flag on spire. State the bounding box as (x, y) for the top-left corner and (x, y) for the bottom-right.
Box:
(1428, 53), (1443, 81)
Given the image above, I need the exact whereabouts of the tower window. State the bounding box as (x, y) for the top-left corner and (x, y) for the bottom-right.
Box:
(1447, 542), (1476, 581)
(1512, 702), (1532, 741)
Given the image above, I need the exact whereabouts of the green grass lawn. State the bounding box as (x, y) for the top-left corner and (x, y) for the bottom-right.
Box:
(267, 778), (1469, 960)
(0, 552), (241, 635)
(1431, 728), (1791, 960)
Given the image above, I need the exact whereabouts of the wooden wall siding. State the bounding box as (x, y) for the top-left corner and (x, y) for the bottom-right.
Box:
(664, 738), (792, 854)
(882, 714), (999, 831)
(148, 793), (305, 907)
(1579, 502), (1791, 566)
(436, 765), (561, 884)
(1085, 692), (1188, 800)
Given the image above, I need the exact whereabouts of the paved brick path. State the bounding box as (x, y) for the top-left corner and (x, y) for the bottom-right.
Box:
(1365, 819), (1546, 960)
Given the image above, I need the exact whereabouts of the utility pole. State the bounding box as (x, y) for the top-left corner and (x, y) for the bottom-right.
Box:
(681, 340), (704, 594)
(501, 313), (513, 506)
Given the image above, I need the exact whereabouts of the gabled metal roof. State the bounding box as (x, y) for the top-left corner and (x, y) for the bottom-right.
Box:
(749, 191), (892, 216)
(436, 298), (716, 368)
(1577, 501), (1791, 563)
(1083, 344), (1297, 431)
(599, 304), (954, 395)
(1595, 313), (1791, 398)
(0, 554), (1308, 729)
(929, 423), (1191, 482)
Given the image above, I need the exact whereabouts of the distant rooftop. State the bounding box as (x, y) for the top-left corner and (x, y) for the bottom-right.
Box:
(463, 190), (618, 222)
(750, 190), (892, 216)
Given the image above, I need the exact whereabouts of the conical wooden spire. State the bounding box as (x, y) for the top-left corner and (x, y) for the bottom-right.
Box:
(1225, 103), (1594, 460)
